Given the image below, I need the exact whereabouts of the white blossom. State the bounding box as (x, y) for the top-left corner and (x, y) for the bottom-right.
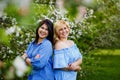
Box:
(19, 41), (23, 45)
(82, 0), (94, 6)
(13, 0), (31, 9)
(8, 50), (13, 54)
(89, 9), (94, 15)
(6, 25), (21, 36)
(56, 0), (64, 9)
(6, 26), (16, 35)
(16, 32), (19, 37)
(116, 2), (120, 11)
(12, 18), (17, 25)
(13, 56), (27, 77)
(78, 30), (82, 35)
(35, 0), (39, 3)
(16, 27), (21, 37)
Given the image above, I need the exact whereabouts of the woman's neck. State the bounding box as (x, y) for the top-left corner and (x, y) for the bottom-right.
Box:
(59, 38), (67, 41)
(37, 38), (44, 44)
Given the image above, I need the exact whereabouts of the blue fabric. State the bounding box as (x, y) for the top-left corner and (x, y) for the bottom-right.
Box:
(26, 39), (54, 80)
(53, 44), (82, 80)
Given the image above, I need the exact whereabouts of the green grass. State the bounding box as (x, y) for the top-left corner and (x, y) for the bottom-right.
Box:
(94, 49), (120, 55)
(77, 49), (120, 80)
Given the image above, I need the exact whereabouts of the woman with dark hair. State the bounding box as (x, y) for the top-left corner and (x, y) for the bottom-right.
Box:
(22, 19), (54, 80)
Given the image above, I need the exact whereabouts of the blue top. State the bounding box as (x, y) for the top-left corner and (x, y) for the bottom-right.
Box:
(26, 39), (54, 80)
(53, 44), (82, 80)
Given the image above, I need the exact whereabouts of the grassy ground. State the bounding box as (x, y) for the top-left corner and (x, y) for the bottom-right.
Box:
(77, 49), (120, 80)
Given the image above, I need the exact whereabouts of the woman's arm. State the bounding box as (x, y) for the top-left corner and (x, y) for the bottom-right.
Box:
(21, 42), (33, 66)
(30, 43), (53, 69)
(22, 53), (41, 66)
(21, 53), (31, 66)
(74, 58), (82, 66)
(25, 54), (40, 66)
(25, 58), (31, 66)
(68, 58), (82, 71)
(59, 59), (82, 71)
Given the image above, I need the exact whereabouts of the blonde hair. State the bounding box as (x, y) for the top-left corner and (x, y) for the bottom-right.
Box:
(54, 20), (70, 43)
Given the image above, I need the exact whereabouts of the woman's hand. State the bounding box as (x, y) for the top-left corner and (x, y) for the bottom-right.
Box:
(21, 53), (28, 60)
(68, 62), (81, 71)
(35, 54), (40, 59)
(21, 53), (31, 66)
(26, 58), (31, 66)
(68, 63), (77, 70)
(68, 58), (82, 71)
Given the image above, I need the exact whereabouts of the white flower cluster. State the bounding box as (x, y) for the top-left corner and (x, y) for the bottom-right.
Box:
(6, 25), (21, 37)
(13, 56), (27, 77)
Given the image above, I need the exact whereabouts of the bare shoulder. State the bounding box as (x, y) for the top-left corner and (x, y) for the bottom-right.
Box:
(54, 40), (75, 50)
(68, 40), (75, 45)
(54, 41), (64, 50)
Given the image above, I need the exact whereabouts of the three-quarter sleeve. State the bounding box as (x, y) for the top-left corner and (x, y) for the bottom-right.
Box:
(53, 50), (68, 69)
(30, 42), (52, 70)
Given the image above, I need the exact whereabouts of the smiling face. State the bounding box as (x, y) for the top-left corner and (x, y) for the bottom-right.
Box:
(54, 20), (70, 41)
(38, 24), (49, 39)
(58, 24), (69, 39)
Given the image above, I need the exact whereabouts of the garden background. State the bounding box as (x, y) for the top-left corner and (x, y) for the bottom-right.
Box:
(0, 0), (120, 80)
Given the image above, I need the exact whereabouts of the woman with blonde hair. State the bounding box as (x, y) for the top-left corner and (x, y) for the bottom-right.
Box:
(53, 20), (82, 80)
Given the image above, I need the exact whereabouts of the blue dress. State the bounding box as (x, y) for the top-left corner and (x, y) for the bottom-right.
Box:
(26, 39), (54, 80)
(53, 44), (82, 80)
